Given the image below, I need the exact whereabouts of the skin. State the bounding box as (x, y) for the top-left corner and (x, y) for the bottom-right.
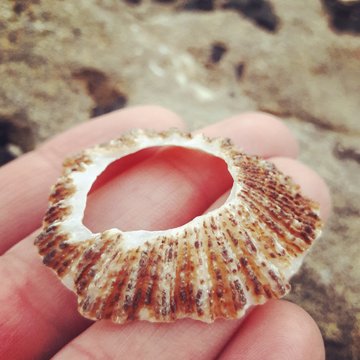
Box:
(0, 106), (330, 360)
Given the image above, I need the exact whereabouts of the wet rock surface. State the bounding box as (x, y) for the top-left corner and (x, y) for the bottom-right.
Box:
(0, 0), (359, 358)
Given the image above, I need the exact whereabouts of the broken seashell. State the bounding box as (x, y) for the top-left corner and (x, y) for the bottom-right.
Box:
(35, 128), (323, 323)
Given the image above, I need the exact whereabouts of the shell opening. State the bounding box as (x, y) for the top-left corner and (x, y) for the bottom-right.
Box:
(83, 145), (234, 233)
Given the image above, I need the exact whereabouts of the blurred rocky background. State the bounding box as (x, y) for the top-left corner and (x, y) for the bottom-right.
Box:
(0, 0), (359, 358)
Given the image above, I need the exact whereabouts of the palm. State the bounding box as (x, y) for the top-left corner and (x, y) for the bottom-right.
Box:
(0, 107), (329, 359)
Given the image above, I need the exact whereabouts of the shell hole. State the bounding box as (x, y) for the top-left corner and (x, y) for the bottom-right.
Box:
(83, 145), (234, 233)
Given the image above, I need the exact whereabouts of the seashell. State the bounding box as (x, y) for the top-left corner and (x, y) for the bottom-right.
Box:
(35, 128), (323, 323)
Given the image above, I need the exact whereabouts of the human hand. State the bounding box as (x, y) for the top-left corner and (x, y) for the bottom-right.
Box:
(0, 106), (331, 359)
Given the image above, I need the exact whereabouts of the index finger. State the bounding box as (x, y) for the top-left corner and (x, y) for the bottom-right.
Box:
(0, 106), (185, 254)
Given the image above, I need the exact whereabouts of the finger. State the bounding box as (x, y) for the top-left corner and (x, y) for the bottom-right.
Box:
(199, 112), (299, 159)
(217, 300), (325, 360)
(53, 319), (243, 360)
(40, 105), (185, 157)
(0, 111), (296, 254)
(0, 106), (185, 254)
(0, 239), (92, 360)
(0, 112), (301, 359)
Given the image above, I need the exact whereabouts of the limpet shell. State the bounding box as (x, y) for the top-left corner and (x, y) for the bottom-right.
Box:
(35, 128), (323, 323)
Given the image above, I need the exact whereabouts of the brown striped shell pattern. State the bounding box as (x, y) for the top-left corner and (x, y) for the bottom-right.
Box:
(35, 128), (323, 324)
